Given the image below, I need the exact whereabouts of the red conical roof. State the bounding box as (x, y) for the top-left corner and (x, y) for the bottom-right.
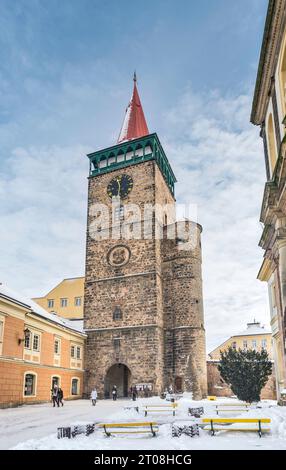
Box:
(117, 73), (149, 143)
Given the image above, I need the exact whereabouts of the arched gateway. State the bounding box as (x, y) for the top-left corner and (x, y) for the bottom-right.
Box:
(104, 363), (131, 398)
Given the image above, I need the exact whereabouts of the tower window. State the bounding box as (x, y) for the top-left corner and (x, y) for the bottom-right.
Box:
(113, 338), (120, 351)
(164, 214), (168, 226)
(113, 306), (122, 320)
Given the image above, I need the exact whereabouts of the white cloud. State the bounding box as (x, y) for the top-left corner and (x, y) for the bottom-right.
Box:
(0, 145), (90, 297)
(0, 84), (269, 353)
(162, 88), (269, 351)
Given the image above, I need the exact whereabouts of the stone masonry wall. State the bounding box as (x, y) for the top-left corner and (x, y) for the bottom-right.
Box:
(84, 159), (207, 399)
(161, 221), (207, 399)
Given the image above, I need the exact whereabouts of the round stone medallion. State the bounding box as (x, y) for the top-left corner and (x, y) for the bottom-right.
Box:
(107, 245), (130, 267)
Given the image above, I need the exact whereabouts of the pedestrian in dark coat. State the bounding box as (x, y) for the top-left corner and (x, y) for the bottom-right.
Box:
(132, 386), (138, 401)
(112, 385), (117, 401)
(58, 387), (64, 406)
(51, 385), (59, 407)
(91, 388), (97, 406)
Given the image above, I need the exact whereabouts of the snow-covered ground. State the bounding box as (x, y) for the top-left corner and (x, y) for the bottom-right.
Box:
(1, 395), (286, 450)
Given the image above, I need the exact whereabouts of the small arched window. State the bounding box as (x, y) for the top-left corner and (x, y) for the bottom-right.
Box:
(113, 306), (122, 320)
(71, 378), (79, 395)
(24, 373), (37, 396)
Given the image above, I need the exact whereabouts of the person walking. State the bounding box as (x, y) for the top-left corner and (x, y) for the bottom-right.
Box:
(112, 385), (117, 401)
(91, 388), (97, 406)
(131, 386), (138, 401)
(51, 384), (59, 407)
(58, 387), (64, 406)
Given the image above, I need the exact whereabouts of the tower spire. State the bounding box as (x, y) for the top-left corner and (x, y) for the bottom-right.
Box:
(117, 74), (149, 143)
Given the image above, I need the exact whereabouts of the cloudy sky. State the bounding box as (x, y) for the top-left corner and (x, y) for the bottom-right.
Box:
(0, 0), (269, 351)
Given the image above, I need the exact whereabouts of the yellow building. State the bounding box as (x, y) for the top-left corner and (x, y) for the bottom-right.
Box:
(0, 283), (86, 407)
(208, 321), (273, 360)
(207, 321), (276, 400)
(251, 0), (286, 401)
(33, 277), (84, 320)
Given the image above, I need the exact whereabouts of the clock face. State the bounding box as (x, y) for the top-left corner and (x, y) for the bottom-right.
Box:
(107, 174), (133, 199)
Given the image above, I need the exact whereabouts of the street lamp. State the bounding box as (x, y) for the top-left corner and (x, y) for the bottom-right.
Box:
(18, 327), (31, 346)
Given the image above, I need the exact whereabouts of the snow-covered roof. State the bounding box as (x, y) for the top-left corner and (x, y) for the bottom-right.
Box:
(0, 284), (85, 335)
(233, 322), (271, 337)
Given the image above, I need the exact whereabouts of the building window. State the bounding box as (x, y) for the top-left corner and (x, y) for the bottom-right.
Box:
(24, 373), (36, 396)
(114, 205), (124, 222)
(71, 345), (75, 358)
(267, 114), (278, 175)
(279, 37), (286, 118)
(113, 306), (122, 321)
(71, 378), (79, 395)
(243, 340), (247, 350)
(48, 299), (54, 309)
(33, 334), (40, 352)
(74, 297), (82, 307)
(261, 339), (267, 350)
(271, 283), (277, 308)
(232, 342), (237, 349)
(60, 298), (68, 307)
(252, 340), (257, 350)
(114, 338), (120, 351)
(24, 331), (32, 349)
(54, 339), (61, 355)
(76, 346), (81, 359)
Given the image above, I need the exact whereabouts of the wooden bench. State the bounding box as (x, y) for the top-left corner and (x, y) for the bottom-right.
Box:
(214, 403), (250, 415)
(202, 418), (271, 438)
(144, 403), (178, 417)
(98, 422), (159, 437)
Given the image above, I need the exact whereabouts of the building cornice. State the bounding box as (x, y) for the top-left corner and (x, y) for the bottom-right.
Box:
(251, 0), (286, 124)
(257, 256), (275, 281)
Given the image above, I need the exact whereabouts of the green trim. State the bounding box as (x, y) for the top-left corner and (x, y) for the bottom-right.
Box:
(87, 133), (176, 195)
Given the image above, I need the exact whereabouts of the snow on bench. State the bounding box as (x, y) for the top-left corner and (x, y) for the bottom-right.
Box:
(202, 417), (271, 438)
(98, 421), (159, 437)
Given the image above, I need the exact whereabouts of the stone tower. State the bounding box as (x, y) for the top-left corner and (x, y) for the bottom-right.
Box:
(84, 76), (207, 399)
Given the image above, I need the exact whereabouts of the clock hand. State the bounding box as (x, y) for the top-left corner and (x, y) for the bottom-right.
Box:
(116, 177), (121, 196)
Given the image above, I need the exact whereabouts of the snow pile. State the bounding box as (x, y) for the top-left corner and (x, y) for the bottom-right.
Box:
(10, 396), (286, 450)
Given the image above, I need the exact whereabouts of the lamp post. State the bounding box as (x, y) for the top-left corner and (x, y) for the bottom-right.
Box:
(18, 327), (31, 346)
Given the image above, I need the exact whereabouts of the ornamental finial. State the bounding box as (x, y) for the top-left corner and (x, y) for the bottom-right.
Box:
(133, 70), (137, 83)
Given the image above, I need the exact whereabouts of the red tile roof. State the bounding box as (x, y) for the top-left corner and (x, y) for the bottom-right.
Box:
(117, 73), (149, 143)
